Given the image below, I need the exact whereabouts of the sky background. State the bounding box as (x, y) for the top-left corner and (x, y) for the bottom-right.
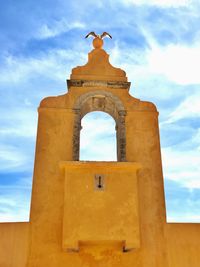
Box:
(0, 0), (200, 222)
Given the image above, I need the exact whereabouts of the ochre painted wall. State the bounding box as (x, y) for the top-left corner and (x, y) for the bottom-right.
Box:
(26, 84), (169, 267)
(61, 161), (141, 251)
(166, 223), (200, 267)
(0, 223), (29, 267)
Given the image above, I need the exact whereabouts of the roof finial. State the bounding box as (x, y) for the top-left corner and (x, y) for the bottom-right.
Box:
(85, 32), (112, 49)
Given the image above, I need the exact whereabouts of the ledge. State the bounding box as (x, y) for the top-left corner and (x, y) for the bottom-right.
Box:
(59, 161), (142, 171)
(67, 79), (131, 90)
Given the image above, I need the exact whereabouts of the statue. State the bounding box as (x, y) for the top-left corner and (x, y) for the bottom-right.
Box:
(85, 31), (112, 49)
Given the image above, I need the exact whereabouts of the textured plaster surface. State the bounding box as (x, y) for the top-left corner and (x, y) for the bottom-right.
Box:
(0, 223), (29, 267)
(61, 161), (141, 251)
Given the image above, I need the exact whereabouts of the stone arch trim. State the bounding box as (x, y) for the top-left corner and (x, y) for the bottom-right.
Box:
(74, 90), (125, 116)
(73, 90), (127, 161)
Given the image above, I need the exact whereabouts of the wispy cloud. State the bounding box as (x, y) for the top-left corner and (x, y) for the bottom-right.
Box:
(147, 44), (200, 85)
(0, 107), (37, 174)
(122, 0), (192, 8)
(167, 214), (200, 223)
(0, 173), (32, 222)
(0, 144), (30, 172)
(165, 179), (200, 222)
(0, 108), (37, 138)
(0, 49), (86, 85)
(0, 189), (31, 222)
(164, 92), (200, 123)
(36, 20), (86, 39)
(162, 146), (200, 189)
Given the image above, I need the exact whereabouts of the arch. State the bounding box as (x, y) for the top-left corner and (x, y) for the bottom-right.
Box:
(80, 111), (117, 161)
(73, 90), (126, 161)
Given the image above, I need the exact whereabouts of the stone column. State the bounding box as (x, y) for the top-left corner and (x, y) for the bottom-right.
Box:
(73, 109), (81, 161)
(117, 110), (126, 161)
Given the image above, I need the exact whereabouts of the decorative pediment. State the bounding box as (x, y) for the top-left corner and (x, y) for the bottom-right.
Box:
(70, 48), (127, 82)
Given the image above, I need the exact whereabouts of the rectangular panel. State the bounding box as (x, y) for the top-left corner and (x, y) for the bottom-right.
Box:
(60, 161), (141, 251)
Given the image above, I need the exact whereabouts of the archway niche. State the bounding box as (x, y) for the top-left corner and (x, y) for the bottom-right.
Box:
(73, 90), (126, 161)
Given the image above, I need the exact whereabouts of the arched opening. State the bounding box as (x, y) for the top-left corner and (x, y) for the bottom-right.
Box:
(80, 111), (117, 161)
(73, 90), (126, 161)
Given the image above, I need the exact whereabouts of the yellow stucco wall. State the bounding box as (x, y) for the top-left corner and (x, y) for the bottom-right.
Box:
(166, 223), (200, 267)
(61, 161), (141, 251)
(1, 222), (200, 266)
(26, 83), (169, 266)
(0, 222), (29, 267)
(1, 43), (200, 267)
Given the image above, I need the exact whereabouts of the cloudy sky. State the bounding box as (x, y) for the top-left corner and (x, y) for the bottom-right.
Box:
(0, 0), (200, 222)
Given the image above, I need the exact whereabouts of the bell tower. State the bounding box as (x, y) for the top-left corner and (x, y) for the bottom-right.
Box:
(27, 33), (168, 267)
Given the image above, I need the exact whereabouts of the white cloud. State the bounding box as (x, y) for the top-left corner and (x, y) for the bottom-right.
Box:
(192, 129), (200, 146)
(162, 145), (200, 189)
(147, 44), (200, 85)
(0, 196), (30, 222)
(164, 92), (200, 123)
(167, 213), (200, 223)
(122, 0), (193, 8)
(0, 108), (37, 172)
(0, 213), (29, 222)
(0, 177), (32, 222)
(0, 108), (37, 138)
(36, 19), (86, 39)
(0, 198), (16, 207)
(109, 41), (200, 107)
(0, 145), (29, 172)
(0, 49), (86, 84)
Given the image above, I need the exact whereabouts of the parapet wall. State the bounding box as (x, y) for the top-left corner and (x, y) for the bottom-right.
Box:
(166, 223), (200, 267)
(0, 222), (30, 267)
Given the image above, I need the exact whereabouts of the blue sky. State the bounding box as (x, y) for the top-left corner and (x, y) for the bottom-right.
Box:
(0, 0), (200, 222)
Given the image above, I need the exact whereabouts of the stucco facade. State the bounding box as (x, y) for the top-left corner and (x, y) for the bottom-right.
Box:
(0, 37), (200, 267)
